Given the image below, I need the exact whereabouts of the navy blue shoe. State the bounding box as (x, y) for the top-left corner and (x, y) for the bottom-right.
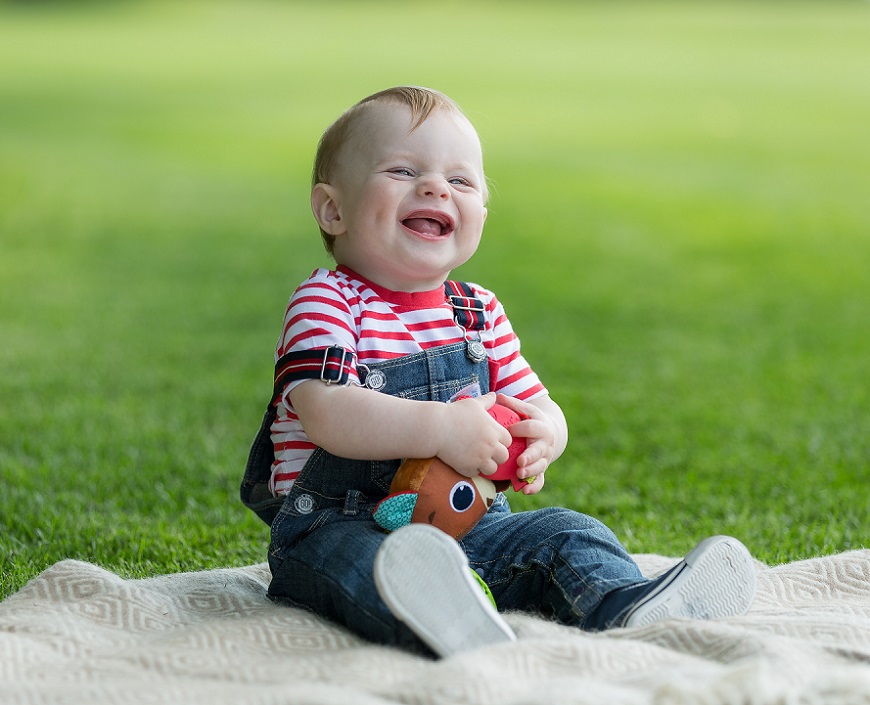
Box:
(589, 536), (757, 630)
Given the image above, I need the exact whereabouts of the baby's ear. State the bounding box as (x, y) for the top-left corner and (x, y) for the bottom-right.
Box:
(311, 183), (346, 236)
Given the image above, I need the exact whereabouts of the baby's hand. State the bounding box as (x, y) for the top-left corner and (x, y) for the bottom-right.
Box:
(435, 393), (512, 477)
(495, 394), (557, 495)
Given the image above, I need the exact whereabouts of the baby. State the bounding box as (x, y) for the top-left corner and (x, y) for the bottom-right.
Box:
(241, 86), (757, 658)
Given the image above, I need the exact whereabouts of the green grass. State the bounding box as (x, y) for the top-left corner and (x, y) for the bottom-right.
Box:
(2, 0), (869, 599)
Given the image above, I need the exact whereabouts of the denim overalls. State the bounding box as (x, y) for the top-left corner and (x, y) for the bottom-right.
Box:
(242, 291), (647, 652)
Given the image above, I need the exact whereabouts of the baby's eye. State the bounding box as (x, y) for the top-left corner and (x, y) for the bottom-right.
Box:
(389, 167), (415, 177)
(448, 177), (472, 187)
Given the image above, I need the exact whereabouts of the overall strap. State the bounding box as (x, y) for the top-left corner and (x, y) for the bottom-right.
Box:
(271, 345), (356, 403)
(444, 280), (487, 332)
(241, 347), (356, 525)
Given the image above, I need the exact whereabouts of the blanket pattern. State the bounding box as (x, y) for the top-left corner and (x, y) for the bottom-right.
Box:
(2, 551), (870, 704)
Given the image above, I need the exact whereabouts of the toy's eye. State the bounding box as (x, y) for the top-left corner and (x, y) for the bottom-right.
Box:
(449, 481), (475, 512)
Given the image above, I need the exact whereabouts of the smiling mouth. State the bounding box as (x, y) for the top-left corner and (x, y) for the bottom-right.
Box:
(402, 211), (455, 237)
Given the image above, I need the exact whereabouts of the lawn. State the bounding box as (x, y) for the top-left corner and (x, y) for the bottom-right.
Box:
(1, 0), (868, 599)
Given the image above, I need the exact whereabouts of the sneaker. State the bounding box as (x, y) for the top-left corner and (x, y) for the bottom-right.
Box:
(621, 535), (757, 628)
(374, 524), (517, 657)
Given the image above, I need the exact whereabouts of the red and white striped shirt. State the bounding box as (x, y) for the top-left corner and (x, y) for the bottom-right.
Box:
(269, 266), (547, 496)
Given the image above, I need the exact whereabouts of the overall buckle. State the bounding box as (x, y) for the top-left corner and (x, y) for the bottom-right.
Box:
(447, 295), (485, 314)
(320, 345), (352, 385)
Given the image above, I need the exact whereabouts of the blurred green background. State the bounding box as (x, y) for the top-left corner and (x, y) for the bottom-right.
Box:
(1, 1), (869, 597)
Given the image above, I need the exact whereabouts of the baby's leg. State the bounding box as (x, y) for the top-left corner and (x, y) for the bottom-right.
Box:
(463, 504), (755, 630)
(267, 510), (429, 653)
(462, 505), (648, 628)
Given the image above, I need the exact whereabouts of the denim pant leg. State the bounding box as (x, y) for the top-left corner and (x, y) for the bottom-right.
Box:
(461, 499), (647, 629)
(267, 507), (430, 654)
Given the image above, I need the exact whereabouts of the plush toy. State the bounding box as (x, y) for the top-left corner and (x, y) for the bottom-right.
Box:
(373, 402), (531, 540)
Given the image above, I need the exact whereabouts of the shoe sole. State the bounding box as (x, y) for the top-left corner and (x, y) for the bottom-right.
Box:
(374, 524), (516, 657)
(622, 535), (757, 628)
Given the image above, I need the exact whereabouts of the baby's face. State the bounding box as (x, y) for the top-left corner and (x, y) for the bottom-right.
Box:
(323, 102), (488, 292)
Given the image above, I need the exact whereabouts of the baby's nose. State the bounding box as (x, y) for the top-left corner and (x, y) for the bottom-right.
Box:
(418, 177), (449, 199)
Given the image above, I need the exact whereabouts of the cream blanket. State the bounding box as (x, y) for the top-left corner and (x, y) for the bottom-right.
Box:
(2, 551), (870, 704)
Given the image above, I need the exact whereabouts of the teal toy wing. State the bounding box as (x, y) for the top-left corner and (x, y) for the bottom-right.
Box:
(373, 491), (418, 532)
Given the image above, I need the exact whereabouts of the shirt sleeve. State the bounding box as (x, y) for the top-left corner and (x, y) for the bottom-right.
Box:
(477, 286), (548, 401)
(275, 270), (361, 398)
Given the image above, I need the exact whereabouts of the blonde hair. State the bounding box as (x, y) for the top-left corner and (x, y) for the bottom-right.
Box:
(312, 86), (479, 254)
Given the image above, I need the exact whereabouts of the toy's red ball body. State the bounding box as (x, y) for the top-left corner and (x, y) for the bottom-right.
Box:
(485, 403), (527, 489)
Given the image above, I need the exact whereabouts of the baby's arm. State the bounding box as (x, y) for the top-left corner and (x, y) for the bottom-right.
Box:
(289, 382), (512, 477)
(495, 393), (568, 495)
